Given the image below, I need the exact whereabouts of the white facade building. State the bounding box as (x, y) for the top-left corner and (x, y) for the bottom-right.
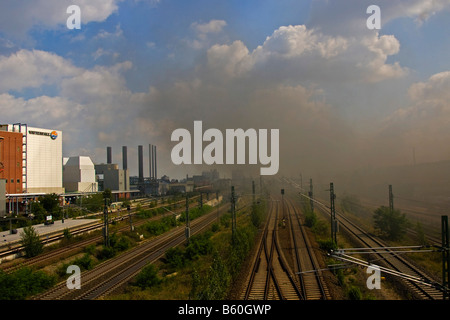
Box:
(2, 124), (64, 194)
(63, 156), (98, 192)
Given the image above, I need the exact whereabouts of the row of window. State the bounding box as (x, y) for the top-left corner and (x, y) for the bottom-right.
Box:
(4, 179), (21, 183)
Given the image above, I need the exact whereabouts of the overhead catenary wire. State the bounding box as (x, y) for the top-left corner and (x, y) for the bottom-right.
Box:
(330, 251), (446, 291)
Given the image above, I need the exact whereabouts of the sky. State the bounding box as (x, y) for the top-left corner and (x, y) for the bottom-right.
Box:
(1, 0), (450, 181)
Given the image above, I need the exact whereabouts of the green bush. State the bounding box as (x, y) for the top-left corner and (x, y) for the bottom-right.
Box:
(179, 205), (212, 222)
(190, 251), (231, 300)
(347, 286), (362, 300)
(109, 233), (133, 252)
(57, 253), (94, 277)
(134, 264), (162, 289)
(96, 245), (116, 260)
(21, 226), (43, 258)
(84, 244), (96, 255)
(312, 219), (328, 236)
(63, 228), (73, 241)
(251, 202), (265, 228)
(373, 206), (409, 240)
(317, 239), (337, 252)
(143, 216), (177, 236)
(0, 267), (56, 300)
(74, 253), (94, 270)
(164, 233), (213, 270)
(185, 232), (213, 260)
(165, 247), (186, 269)
(304, 211), (317, 228)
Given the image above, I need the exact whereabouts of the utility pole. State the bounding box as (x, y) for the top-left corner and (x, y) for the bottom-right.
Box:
(103, 197), (109, 247)
(231, 186), (236, 242)
(127, 204), (133, 231)
(330, 182), (337, 245)
(259, 176), (262, 195)
(252, 180), (256, 205)
(442, 215), (449, 300)
(199, 192), (203, 209)
(309, 178), (314, 212)
(389, 185), (394, 214)
(185, 193), (190, 244)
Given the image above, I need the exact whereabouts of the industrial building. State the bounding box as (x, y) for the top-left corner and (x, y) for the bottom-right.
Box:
(0, 124), (64, 194)
(95, 163), (129, 192)
(63, 156), (98, 193)
(95, 146), (130, 192)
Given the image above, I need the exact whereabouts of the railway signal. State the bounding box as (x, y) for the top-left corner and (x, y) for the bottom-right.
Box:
(185, 193), (190, 244)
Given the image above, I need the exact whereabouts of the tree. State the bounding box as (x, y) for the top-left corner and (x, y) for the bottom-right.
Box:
(103, 188), (112, 203)
(21, 226), (43, 258)
(373, 206), (409, 241)
(39, 193), (60, 214)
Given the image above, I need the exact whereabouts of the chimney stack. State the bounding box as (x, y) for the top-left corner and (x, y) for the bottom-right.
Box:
(138, 145), (144, 182)
(154, 145), (157, 180)
(107, 146), (112, 164)
(122, 146), (128, 170)
(149, 144), (153, 180)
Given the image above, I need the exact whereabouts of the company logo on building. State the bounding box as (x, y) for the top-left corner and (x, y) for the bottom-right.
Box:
(28, 130), (58, 140)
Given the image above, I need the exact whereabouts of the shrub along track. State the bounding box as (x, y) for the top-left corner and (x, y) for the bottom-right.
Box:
(305, 193), (444, 300)
(1, 197), (201, 273)
(32, 201), (228, 300)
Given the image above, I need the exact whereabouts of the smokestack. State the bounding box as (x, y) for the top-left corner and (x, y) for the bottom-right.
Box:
(122, 146), (128, 191)
(151, 144), (155, 179)
(107, 146), (112, 164)
(122, 146), (128, 170)
(149, 144), (153, 180)
(154, 145), (157, 180)
(138, 145), (144, 182)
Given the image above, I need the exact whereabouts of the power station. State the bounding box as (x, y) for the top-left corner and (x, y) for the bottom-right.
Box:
(0, 121), (163, 216)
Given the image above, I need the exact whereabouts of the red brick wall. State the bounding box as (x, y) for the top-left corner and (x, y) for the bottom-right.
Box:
(0, 131), (23, 194)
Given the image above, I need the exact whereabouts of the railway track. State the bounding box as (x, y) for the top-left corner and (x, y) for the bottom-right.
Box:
(32, 201), (228, 300)
(297, 190), (444, 300)
(284, 198), (330, 300)
(332, 206), (443, 300)
(241, 198), (303, 300)
(1, 196), (202, 273)
(283, 177), (445, 299)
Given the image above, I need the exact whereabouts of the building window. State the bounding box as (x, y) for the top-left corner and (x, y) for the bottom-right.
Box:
(17, 179), (20, 183)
